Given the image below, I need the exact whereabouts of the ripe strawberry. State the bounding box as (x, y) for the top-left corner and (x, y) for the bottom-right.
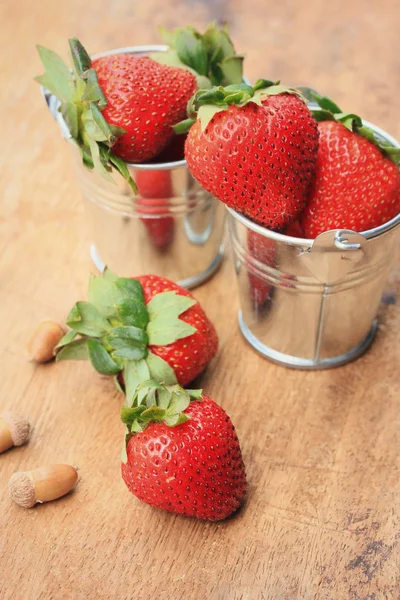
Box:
(181, 80), (319, 230)
(247, 231), (276, 308)
(56, 269), (218, 388)
(135, 171), (175, 251)
(301, 94), (400, 238)
(136, 275), (218, 386)
(284, 219), (305, 237)
(121, 382), (246, 521)
(93, 54), (196, 163)
(35, 38), (196, 192)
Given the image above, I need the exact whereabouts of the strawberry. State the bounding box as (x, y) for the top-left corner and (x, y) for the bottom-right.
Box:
(284, 219), (304, 237)
(180, 80), (319, 230)
(247, 231), (277, 308)
(121, 381), (246, 521)
(92, 53), (196, 163)
(35, 38), (196, 192)
(301, 95), (400, 238)
(56, 269), (218, 388)
(135, 170), (175, 251)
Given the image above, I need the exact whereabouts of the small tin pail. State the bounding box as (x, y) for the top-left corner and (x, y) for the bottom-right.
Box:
(227, 120), (400, 369)
(42, 45), (225, 289)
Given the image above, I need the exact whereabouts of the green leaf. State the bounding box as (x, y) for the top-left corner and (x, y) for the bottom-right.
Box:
(87, 339), (120, 375)
(150, 49), (212, 90)
(106, 152), (138, 194)
(157, 387), (172, 409)
(117, 298), (149, 329)
(158, 25), (176, 47)
(60, 102), (78, 139)
(175, 29), (209, 76)
(186, 389), (203, 400)
(103, 268), (118, 281)
(82, 109), (108, 142)
(90, 102), (116, 145)
(166, 388), (192, 416)
(108, 326), (148, 360)
(121, 426), (129, 464)
(121, 405), (147, 425)
(88, 274), (134, 318)
(147, 291), (196, 319)
(336, 112), (363, 131)
(54, 329), (77, 350)
(140, 406), (166, 421)
(219, 55), (244, 85)
(35, 45), (74, 102)
(68, 37), (92, 77)
(56, 338), (89, 361)
(113, 374), (125, 394)
(123, 359), (150, 407)
(173, 117), (196, 135)
(131, 420), (144, 433)
(164, 413), (190, 427)
(66, 301), (110, 336)
(145, 352), (177, 385)
(81, 69), (107, 109)
(198, 105), (226, 131)
(146, 291), (197, 345)
(147, 319), (197, 346)
(311, 93), (342, 114)
(115, 278), (145, 303)
(88, 137), (114, 182)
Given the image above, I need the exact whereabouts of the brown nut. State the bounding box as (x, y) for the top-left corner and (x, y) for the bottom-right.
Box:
(8, 464), (78, 508)
(27, 321), (65, 363)
(0, 412), (30, 453)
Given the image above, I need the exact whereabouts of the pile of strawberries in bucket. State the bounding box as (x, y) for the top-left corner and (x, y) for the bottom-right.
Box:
(6, 23), (398, 520)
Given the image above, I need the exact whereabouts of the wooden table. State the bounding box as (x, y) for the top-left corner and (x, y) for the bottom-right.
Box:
(1, 1), (400, 598)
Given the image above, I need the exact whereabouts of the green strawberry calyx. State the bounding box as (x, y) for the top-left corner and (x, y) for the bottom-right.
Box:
(174, 79), (303, 133)
(150, 22), (244, 91)
(121, 380), (202, 462)
(310, 93), (400, 165)
(55, 267), (199, 399)
(35, 38), (137, 193)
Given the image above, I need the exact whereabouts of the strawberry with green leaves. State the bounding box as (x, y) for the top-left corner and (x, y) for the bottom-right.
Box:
(121, 380), (246, 521)
(35, 38), (197, 191)
(180, 80), (319, 230)
(301, 94), (400, 238)
(56, 270), (218, 388)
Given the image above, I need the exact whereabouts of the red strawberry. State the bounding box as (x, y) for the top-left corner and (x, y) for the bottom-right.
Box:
(247, 231), (277, 308)
(93, 54), (196, 163)
(35, 39), (196, 192)
(284, 219), (305, 237)
(301, 95), (400, 238)
(121, 383), (246, 521)
(136, 275), (218, 386)
(56, 270), (218, 388)
(149, 133), (187, 164)
(183, 80), (319, 230)
(301, 121), (400, 238)
(135, 171), (175, 251)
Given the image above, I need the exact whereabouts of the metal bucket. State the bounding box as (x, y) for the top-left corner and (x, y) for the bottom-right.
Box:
(227, 120), (400, 369)
(42, 45), (225, 288)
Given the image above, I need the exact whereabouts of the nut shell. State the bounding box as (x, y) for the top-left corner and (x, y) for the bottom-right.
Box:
(8, 465), (78, 509)
(1, 412), (30, 446)
(8, 472), (36, 508)
(28, 321), (65, 363)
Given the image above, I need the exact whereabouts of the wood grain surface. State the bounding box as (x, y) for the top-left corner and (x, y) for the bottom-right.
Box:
(1, 1), (400, 599)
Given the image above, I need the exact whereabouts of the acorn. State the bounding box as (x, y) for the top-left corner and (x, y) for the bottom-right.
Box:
(28, 320), (65, 363)
(8, 464), (78, 508)
(0, 412), (30, 453)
